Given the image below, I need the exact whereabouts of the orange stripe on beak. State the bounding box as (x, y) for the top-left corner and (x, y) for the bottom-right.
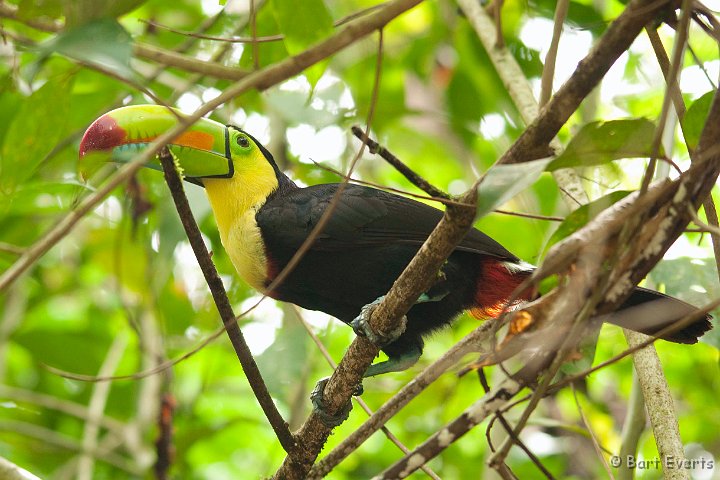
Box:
(174, 130), (215, 151)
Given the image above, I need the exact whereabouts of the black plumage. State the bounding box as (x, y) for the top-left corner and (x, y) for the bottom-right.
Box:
(256, 179), (712, 367)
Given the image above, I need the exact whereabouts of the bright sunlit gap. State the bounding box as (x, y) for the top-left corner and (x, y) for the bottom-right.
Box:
(239, 295), (283, 355)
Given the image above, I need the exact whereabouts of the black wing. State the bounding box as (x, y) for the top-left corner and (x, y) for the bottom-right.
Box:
(256, 183), (519, 261)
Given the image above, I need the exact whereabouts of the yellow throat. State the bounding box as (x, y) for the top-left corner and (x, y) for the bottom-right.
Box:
(202, 151), (279, 291)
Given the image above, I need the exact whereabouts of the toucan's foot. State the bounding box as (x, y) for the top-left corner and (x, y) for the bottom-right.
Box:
(310, 377), (361, 428)
(364, 345), (422, 377)
(351, 296), (407, 348)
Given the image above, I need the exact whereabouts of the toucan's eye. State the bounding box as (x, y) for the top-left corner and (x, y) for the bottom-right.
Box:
(237, 135), (250, 148)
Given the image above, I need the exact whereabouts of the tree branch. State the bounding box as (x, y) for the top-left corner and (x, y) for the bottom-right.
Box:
(351, 126), (451, 200)
(496, 0), (680, 165)
(155, 148), (298, 456)
(625, 330), (688, 480)
(309, 322), (496, 478)
(456, 0), (588, 207)
(275, 186), (478, 479)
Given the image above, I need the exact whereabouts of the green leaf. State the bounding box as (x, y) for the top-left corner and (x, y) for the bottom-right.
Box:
(476, 158), (552, 218)
(272, 0), (333, 86)
(62, 0), (148, 26)
(0, 76), (73, 193)
(547, 119), (661, 171)
(39, 19), (133, 80)
(546, 190), (632, 249)
(272, 0), (333, 54)
(681, 91), (714, 151)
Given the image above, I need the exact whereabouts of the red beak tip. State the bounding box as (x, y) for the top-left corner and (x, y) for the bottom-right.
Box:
(79, 114), (126, 158)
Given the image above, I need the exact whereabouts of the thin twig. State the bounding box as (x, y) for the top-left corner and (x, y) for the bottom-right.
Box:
(312, 157), (563, 221)
(571, 385), (614, 479)
(0, 420), (141, 474)
(351, 126), (451, 199)
(156, 148), (298, 457)
(639, 0), (692, 194)
(539, 0), (569, 107)
(494, 414), (556, 480)
(0, 242), (24, 255)
(141, 3), (388, 44)
(77, 335), (128, 480)
(250, 0), (259, 70)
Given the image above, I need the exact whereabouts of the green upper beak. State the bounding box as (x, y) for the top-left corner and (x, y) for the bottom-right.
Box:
(79, 105), (232, 183)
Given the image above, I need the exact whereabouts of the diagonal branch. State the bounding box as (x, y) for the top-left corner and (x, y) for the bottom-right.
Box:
(308, 322), (496, 478)
(275, 187), (478, 479)
(496, 0), (681, 165)
(377, 78), (720, 480)
(156, 148), (298, 457)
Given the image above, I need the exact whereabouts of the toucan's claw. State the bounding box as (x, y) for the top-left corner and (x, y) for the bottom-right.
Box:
(350, 296), (407, 348)
(310, 377), (361, 428)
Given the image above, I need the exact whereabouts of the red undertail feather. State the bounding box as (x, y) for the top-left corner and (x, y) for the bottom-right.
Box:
(470, 260), (533, 319)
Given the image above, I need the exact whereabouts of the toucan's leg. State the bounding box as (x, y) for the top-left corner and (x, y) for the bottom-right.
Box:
(350, 296), (408, 347)
(350, 291), (448, 346)
(310, 377), (363, 427)
(364, 343), (422, 377)
(351, 294), (439, 377)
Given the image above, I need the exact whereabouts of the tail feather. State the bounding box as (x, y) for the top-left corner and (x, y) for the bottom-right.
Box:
(610, 287), (713, 344)
(470, 260), (712, 343)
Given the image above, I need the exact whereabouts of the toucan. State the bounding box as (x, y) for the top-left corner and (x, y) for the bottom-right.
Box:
(79, 105), (712, 377)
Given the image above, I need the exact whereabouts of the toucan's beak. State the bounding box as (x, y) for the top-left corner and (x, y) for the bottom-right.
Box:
(79, 105), (232, 184)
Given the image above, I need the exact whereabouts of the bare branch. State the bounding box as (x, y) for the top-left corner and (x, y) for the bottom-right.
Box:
(539, 0), (569, 107)
(496, 0), (681, 165)
(625, 331), (689, 480)
(155, 148), (298, 456)
(309, 322), (495, 478)
(351, 126), (451, 200)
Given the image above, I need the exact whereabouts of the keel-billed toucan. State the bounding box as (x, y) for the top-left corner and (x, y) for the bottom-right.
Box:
(80, 105), (712, 377)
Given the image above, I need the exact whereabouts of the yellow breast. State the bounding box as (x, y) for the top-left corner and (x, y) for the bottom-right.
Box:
(222, 209), (268, 291)
(202, 165), (277, 293)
